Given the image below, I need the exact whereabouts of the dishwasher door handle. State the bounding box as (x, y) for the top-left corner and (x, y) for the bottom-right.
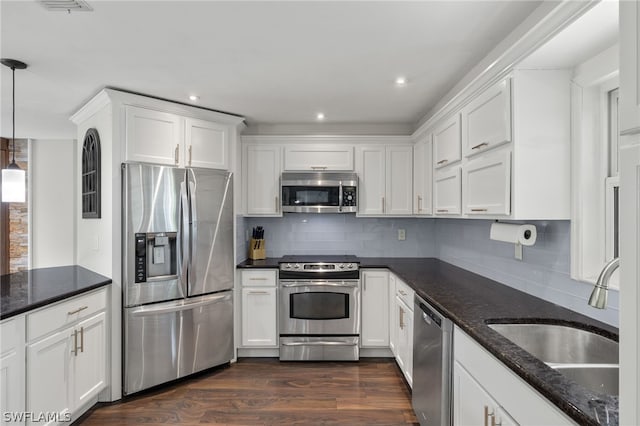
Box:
(422, 311), (432, 325)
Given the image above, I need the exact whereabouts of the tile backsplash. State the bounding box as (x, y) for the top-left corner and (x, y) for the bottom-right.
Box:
(241, 214), (436, 259)
(237, 215), (619, 327)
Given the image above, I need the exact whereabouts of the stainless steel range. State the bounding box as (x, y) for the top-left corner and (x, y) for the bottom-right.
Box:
(279, 255), (360, 361)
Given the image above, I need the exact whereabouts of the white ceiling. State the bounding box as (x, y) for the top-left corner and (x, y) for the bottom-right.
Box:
(1, 1), (545, 140)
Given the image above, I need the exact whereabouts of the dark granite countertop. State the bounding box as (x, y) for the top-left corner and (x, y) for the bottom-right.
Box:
(237, 256), (618, 425)
(1, 265), (112, 320)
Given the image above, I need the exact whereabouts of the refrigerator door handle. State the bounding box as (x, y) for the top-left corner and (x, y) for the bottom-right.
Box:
(180, 180), (190, 293)
(129, 293), (232, 316)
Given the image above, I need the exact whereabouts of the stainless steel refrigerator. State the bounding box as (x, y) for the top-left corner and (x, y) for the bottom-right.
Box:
(122, 163), (234, 395)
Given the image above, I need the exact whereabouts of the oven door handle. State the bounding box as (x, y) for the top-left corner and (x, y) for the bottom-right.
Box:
(281, 281), (359, 288)
(281, 341), (359, 347)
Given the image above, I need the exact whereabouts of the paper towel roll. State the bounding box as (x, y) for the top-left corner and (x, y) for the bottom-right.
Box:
(489, 223), (537, 246)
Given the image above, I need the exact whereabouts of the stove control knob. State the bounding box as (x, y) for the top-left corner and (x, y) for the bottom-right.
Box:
(294, 264), (300, 269)
(286, 263), (292, 269)
(339, 264), (345, 269)
(347, 263), (353, 269)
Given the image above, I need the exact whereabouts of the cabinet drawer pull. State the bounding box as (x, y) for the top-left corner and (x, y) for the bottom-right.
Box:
(68, 306), (88, 315)
(437, 209), (449, 213)
(310, 166), (328, 170)
(484, 406), (495, 426)
(398, 290), (407, 296)
(275, 196), (279, 213)
(249, 277), (268, 281)
(417, 195), (422, 212)
(175, 144), (180, 165)
(471, 142), (489, 150)
(399, 306), (405, 329)
(437, 159), (448, 165)
(381, 196), (385, 214)
(471, 208), (488, 212)
(248, 291), (269, 295)
(79, 327), (84, 353)
(188, 145), (193, 166)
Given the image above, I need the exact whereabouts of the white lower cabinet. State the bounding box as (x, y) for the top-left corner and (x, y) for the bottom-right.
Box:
(361, 270), (389, 347)
(454, 326), (574, 425)
(26, 288), (108, 426)
(241, 270), (278, 348)
(391, 275), (414, 388)
(454, 361), (518, 426)
(1, 316), (26, 426)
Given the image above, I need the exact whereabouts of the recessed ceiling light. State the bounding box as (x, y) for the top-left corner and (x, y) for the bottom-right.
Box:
(395, 77), (408, 87)
(189, 95), (199, 102)
(316, 113), (325, 121)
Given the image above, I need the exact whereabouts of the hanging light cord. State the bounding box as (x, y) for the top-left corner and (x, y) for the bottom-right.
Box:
(11, 65), (16, 165)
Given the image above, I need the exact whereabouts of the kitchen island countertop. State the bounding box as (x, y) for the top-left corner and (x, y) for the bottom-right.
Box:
(1, 265), (112, 320)
(238, 256), (618, 425)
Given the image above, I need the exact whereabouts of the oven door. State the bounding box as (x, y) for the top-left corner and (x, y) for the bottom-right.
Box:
(279, 279), (360, 335)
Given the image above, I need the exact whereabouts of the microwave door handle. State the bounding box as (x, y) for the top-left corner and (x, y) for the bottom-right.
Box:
(339, 181), (343, 212)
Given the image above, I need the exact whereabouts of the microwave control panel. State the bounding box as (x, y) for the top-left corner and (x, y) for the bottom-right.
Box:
(342, 187), (356, 206)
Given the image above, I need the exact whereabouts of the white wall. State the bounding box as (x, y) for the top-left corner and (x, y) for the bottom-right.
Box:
(30, 139), (77, 268)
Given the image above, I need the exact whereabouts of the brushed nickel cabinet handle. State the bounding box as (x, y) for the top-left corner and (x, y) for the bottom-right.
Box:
(382, 196), (385, 214)
(248, 291), (269, 295)
(417, 195), (422, 212)
(398, 290), (407, 296)
(471, 208), (488, 212)
(175, 144), (180, 165)
(188, 145), (193, 166)
(472, 142), (489, 150)
(437, 159), (448, 165)
(249, 277), (268, 281)
(67, 306), (88, 315)
(71, 330), (78, 356)
(437, 209), (449, 213)
(79, 326), (84, 353)
(484, 406), (489, 426)
(399, 306), (405, 329)
(275, 196), (279, 213)
(310, 166), (328, 170)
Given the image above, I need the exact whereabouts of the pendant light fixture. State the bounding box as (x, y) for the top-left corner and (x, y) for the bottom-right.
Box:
(1, 58), (27, 203)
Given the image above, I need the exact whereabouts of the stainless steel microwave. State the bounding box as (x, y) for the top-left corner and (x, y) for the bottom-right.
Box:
(281, 172), (357, 213)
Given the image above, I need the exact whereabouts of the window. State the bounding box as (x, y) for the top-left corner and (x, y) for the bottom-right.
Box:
(606, 88), (620, 264)
(82, 128), (101, 218)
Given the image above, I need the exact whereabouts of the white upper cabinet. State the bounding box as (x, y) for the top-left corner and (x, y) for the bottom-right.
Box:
(125, 106), (182, 166)
(413, 134), (433, 215)
(620, 0), (640, 135)
(434, 114), (461, 169)
(125, 104), (234, 170)
(434, 167), (461, 215)
(244, 144), (282, 216)
(283, 145), (354, 171)
(356, 145), (413, 216)
(462, 149), (511, 216)
(462, 78), (512, 157)
(185, 118), (229, 170)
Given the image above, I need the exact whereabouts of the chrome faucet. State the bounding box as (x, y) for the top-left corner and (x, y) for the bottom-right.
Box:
(588, 258), (619, 309)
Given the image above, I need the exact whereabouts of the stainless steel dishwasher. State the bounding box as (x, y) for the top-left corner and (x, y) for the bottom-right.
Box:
(412, 295), (453, 426)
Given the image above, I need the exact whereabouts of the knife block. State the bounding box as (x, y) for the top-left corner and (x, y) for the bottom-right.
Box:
(248, 238), (266, 260)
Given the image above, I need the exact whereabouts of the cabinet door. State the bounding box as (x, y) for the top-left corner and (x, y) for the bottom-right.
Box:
(462, 79), (512, 157)
(27, 328), (73, 426)
(434, 114), (461, 169)
(434, 167), (461, 215)
(413, 137), (433, 215)
(73, 312), (107, 410)
(356, 146), (386, 215)
(245, 145), (282, 216)
(396, 297), (413, 388)
(1, 318), (25, 426)
(283, 145), (354, 171)
(388, 274), (398, 356)
(453, 361), (499, 426)
(125, 105), (182, 166)
(241, 287), (277, 347)
(620, 0), (640, 135)
(361, 271), (389, 348)
(385, 145), (413, 216)
(463, 150), (511, 216)
(185, 118), (229, 170)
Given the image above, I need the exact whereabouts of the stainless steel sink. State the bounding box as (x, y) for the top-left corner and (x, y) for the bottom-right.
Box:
(487, 323), (618, 364)
(551, 364), (619, 396)
(487, 323), (619, 395)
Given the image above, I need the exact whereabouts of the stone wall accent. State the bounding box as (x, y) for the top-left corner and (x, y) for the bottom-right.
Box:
(8, 139), (28, 272)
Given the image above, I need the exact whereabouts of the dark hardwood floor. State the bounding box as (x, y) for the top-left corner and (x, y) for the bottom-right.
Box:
(79, 358), (418, 425)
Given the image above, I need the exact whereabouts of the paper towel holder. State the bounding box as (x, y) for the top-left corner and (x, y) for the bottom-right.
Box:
(489, 221), (537, 260)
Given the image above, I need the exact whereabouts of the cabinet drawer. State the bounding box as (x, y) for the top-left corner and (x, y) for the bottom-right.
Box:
(1, 316), (23, 355)
(395, 276), (414, 309)
(27, 288), (108, 341)
(241, 269), (277, 287)
(463, 150), (511, 216)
